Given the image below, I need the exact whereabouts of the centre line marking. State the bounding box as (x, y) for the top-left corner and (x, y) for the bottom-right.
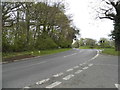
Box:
(75, 70), (83, 74)
(64, 53), (77, 58)
(24, 86), (30, 88)
(73, 66), (79, 69)
(63, 74), (74, 80)
(72, 53), (77, 55)
(53, 72), (64, 77)
(83, 67), (89, 70)
(46, 81), (62, 88)
(66, 68), (73, 72)
(88, 64), (93, 67)
(36, 78), (50, 85)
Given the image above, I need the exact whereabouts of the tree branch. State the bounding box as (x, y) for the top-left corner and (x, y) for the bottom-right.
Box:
(99, 16), (114, 20)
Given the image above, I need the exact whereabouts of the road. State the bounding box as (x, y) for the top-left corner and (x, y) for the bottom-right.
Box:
(2, 49), (118, 89)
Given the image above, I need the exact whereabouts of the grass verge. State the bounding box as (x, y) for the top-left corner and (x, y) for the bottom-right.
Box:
(2, 48), (71, 62)
(79, 46), (120, 56)
(0, 52), (2, 62)
(102, 48), (120, 56)
(79, 46), (93, 49)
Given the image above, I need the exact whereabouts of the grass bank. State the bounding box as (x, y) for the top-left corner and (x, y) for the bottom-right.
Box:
(0, 52), (2, 62)
(102, 48), (120, 56)
(79, 46), (120, 56)
(79, 46), (93, 49)
(2, 48), (71, 62)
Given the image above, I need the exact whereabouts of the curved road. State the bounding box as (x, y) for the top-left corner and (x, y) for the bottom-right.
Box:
(2, 49), (118, 88)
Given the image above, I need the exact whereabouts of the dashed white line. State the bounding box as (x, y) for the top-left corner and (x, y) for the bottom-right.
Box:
(115, 84), (120, 88)
(46, 81), (62, 88)
(73, 66), (79, 69)
(64, 53), (77, 58)
(75, 70), (83, 74)
(71, 53), (77, 55)
(24, 86), (30, 88)
(36, 78), (50, 85)
(88, 64), (93, 67)
(63, 74), (74, 80)
(64, 55), (71, 57)
(83, 67), (89, 70)
(66, 68), (73, 72)
(53, 72), (64, 77)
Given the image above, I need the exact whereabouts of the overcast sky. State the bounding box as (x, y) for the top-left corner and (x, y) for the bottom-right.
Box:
(65, 0), (114, 41)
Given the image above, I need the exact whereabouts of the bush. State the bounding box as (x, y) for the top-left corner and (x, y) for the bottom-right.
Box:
(35, 33), (58, 50)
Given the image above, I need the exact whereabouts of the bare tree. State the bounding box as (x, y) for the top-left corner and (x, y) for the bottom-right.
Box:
(97, 0), (120, 51)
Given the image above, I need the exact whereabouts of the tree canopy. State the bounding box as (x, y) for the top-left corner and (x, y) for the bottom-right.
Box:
(2, 1), (80, 52)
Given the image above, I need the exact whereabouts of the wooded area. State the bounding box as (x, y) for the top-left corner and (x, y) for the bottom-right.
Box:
(2, 1), (79, 53)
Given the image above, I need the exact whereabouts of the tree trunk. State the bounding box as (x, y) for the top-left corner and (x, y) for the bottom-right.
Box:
(114, 14), (120, 51)
(115, 39), (120, 51)
(25, 3), (30, 49)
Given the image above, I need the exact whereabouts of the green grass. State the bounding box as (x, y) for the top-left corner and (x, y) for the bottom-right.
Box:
(102, 48), (120, 56)
(79, 46), (92, 49)
(79, 46), (120, 56)
(0, 52), (2, 62)
(79, 46), (98, 49)
(3, 48), (72, 59)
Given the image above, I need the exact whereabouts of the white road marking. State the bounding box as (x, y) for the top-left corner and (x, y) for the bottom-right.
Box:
(75, 70), (83, 74)
(53, 72), (64, 77)
(88, 64), (93, 67)
(24, 86), (30, 88)
(83, 67), (89, 70)
(71, 53), (77, 55)
(36, 78), (50, 85)
(64, 55), (71, 57)
(115, 84), (120, 88)
(66, 68), (73, 72)
(63, 74), (74, 80)
(89, 50), (99, 61)
(64, 53), (77, 58)
(46, 81), (62, 88)
(73, 66), (79, 69)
